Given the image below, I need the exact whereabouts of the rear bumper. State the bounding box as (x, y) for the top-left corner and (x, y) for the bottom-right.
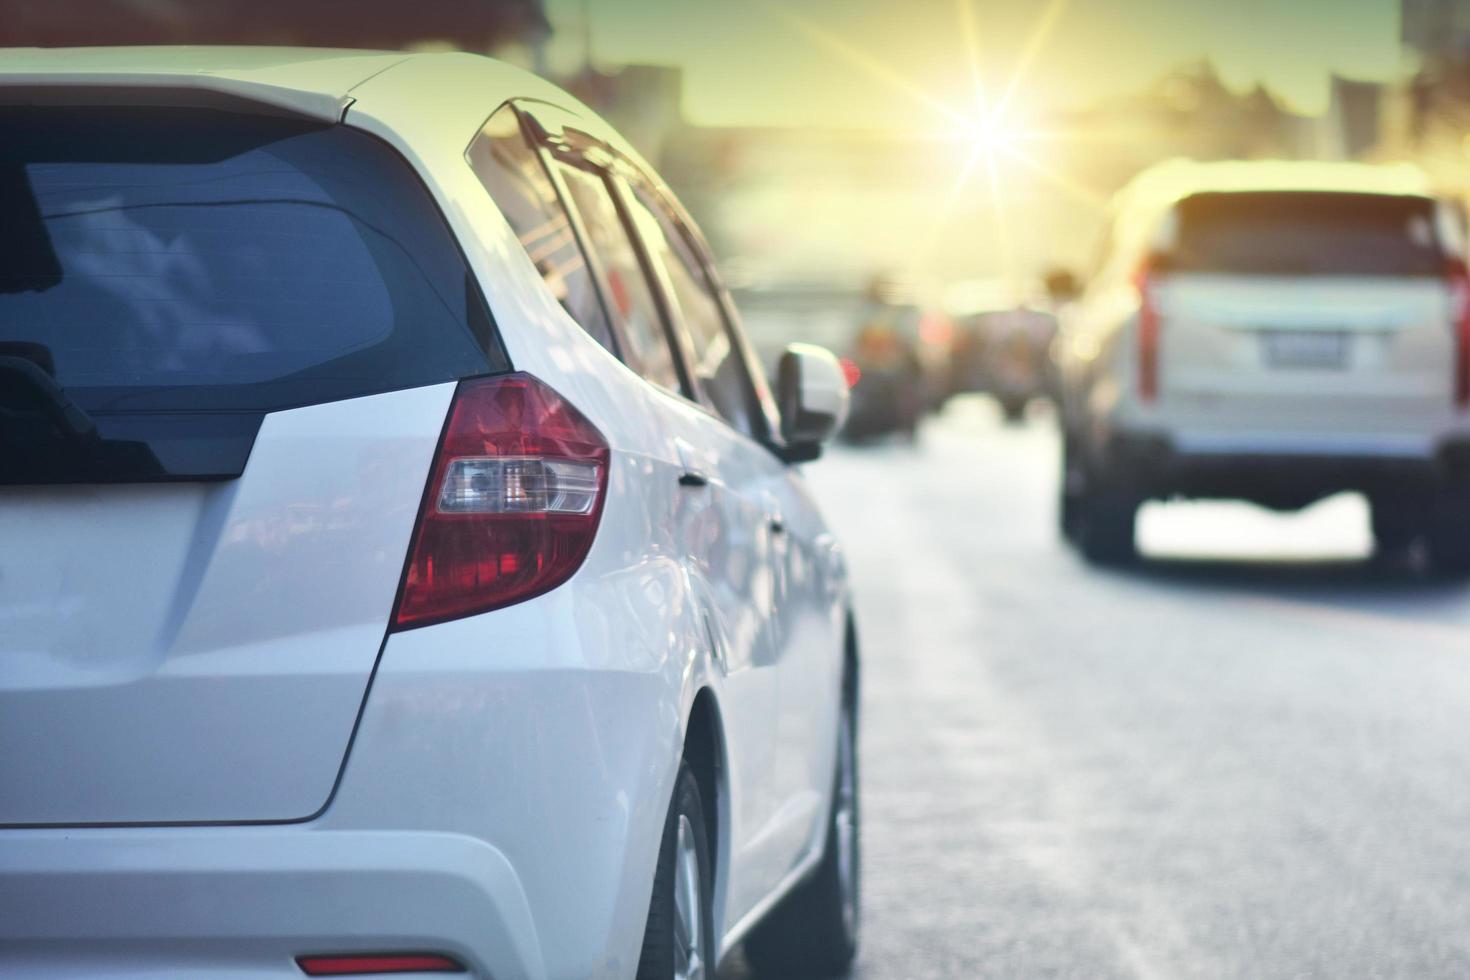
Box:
(0, 582), (691, 980)
(844, 373), (920, 436)
(0, 829), (541, 979)
(1099, 431), (1470, 504)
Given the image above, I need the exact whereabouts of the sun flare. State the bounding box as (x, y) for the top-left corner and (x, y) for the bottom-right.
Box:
(761, 0), (1111, 276)
(965, 107), (1030, 158)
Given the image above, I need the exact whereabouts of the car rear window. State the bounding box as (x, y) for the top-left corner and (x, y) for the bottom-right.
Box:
(0, 105), (501, 413)
(1165, 191), (1445, 278)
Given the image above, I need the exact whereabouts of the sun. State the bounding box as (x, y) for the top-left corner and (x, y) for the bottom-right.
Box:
(761, 0), (1108, 273)
(966, 108), (1029, 158)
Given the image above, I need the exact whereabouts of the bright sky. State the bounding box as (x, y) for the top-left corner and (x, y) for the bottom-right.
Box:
(543, 0), (1404, 130)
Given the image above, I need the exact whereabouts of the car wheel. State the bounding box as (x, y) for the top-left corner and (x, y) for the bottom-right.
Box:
(637, 761), (716, 980)
(1078, 487), (1139, 565)
(1429, 492), (1470, 575)
(1059, 432), (1086, 543)
(743, 694), (860, 978)
(1370, 494), (1424, 558)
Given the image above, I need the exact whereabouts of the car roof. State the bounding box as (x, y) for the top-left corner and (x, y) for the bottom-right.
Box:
(0, 46), (643, 162)
(1117, 158), (1438, 214)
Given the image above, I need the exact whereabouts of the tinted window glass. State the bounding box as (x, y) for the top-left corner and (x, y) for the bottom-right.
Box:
(626, 184), (754, 435)
(554, 162), (681, 394)
(1167, 192), (1444, 277)
(0, 105), (495, 413)
(466, 106), (616, 353)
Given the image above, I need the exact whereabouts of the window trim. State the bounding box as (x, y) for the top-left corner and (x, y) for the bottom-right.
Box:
(534, 150), (640, 365)
(512, 108), (628, 362)
(602, 170), (702, 402)
(462, 100), (622, 361)
(513, 101), (699, 401)
(506, 100), (788, 455)
(624, 175), (780, 446)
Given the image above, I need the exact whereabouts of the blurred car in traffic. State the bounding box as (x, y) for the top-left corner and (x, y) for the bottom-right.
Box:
(948, 305), (1058, 422)
(1056, 159), (1470, 566)
(0, 47), (863, 980)
(735, 274), (950, 442)
(842, 313), (925, 440)
(840, 279), (952, 441)
(730, 278), (867, 373)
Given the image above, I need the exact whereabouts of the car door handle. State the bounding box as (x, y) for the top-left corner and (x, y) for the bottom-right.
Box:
(674, 438), (710, 489)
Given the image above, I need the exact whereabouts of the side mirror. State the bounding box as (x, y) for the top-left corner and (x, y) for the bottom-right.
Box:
(774, 343), (850, 463)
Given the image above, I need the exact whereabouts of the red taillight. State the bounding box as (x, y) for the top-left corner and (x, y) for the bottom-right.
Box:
(839, 356), (862, 388)
(297, 954), (464, 976)
(1449, 259), (1470, 408)
(392, 373), (609, 630)
(918, 312), (953, 348)
(1134, 259), (1161, 403)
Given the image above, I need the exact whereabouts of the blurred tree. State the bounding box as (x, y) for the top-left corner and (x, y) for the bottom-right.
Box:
(0, 0), (548, 51)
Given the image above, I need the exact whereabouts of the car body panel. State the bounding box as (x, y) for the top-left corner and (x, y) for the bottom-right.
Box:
(1061, 162), (1470, 491)
(0, 47), (853, 979)
(1149, 274), (1457, 444)
(351, 70), (827, 930)
(0, 383), (453, 825)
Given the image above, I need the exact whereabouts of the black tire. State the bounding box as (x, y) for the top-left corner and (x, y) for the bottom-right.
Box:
(1078, 488), (1139, 565)
(637, 761), (716, 980)
(1369, 493), (1423, 557)
(1059, 431), (1085, 543)
(1429, 491), (1470, 575)
(743, 695), (860, 979)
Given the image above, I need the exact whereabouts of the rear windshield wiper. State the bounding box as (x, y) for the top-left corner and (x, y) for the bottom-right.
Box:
(0, 355), (97, 440)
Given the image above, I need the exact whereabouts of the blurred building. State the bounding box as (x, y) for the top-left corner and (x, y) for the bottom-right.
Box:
(0, 0), (548, 53)
(1049, 61), (1314, 190)
(1318, 75), (1389, 160)
(555, 57), (1332, 290)
(1403, 0), (1470, 58)
(1373, 0), (1470, 196)
(563, 63), (685, 168)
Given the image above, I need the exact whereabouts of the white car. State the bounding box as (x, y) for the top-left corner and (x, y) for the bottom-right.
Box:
(0, 48), (860, 980)
(1057, 159), (1470, 567)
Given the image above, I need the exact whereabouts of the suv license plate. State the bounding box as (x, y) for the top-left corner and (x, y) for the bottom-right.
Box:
(1262, 331), (1348, 369)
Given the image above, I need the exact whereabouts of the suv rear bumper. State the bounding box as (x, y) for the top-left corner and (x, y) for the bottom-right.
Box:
(1098, 432), (1470, 506)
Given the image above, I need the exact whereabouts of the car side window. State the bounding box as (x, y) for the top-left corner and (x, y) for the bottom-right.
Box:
(465, 105), (617, 354)
(624, 182), (756, 437)
(553, 160), (682, 395)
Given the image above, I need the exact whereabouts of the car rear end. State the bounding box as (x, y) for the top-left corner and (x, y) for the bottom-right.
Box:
(842, 304), (926, 441)
(0, 90), (667, 979)
(1109, 187), (1470, 509)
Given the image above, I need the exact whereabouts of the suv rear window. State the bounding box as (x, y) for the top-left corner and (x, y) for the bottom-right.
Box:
(1166, 191), (1445, 278)
(0, 105), (499, 414)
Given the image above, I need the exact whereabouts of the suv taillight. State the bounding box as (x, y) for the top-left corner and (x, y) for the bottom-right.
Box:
(1449, 259), (1470, 408)
(391, 373), (609, 630)
(1134, 258), (1161, 403)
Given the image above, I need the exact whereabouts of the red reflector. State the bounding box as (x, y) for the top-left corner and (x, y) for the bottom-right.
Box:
(1449, 259), (1470, 408)
(297, 954), (464, 976)
(838, 356), (862, 388)
(918, 311), (953, 347)
(392, 373), (609, 630)
(1133, 259), (1161, 403)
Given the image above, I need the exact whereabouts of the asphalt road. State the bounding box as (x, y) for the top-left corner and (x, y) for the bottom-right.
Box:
(732, 396), (1470, 979)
